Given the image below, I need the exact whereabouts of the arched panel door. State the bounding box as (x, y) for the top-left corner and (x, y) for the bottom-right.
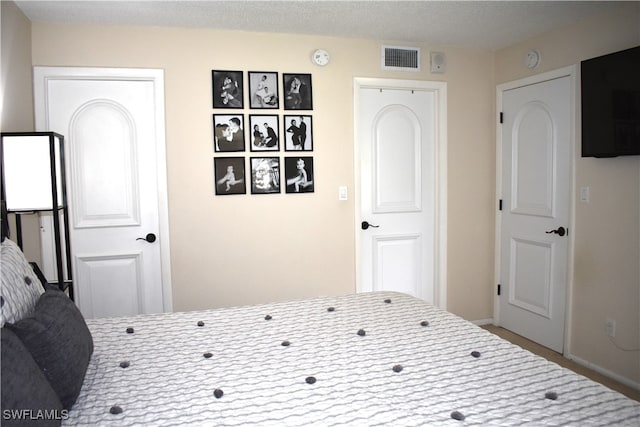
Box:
(358, 86), (436, 303)
(499, 74), (572, 353)
(34, 67), (172, 319)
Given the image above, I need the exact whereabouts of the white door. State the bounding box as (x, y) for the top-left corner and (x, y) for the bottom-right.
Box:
(34, 67), (172, 319)
(355, 78), (447, 307)
(497, 69), (573, 353)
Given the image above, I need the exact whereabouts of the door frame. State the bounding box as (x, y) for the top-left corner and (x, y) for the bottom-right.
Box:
(494, 65), (576, 355)
(33, 66), (173, 313)
(353, 77), (448, 309)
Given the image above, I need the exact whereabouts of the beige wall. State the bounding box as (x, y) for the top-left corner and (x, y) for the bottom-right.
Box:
(1, 0), (33, 132)
(496, 3), (640, 383)
(28, 22), (496, 319)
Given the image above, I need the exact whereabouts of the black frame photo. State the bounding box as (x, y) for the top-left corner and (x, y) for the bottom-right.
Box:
(250, 157), (281, 194)
(212, 70), (244, 109)
(249, 115), (280, 152)
(283, 73), (313, 110)
(214, 157), (246, 195)
(213, 114), (245, 152)
(248, 71), (279, 109)
(284, 115), (313, 151)
(285, 156), (314, 193)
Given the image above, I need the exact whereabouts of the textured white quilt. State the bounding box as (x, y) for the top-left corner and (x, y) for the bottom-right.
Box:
(64, 292), (640, 426)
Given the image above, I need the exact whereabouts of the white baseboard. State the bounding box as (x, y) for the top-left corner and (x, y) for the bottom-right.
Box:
(471, 318), (494, 326)
(567, 353), (640, 392)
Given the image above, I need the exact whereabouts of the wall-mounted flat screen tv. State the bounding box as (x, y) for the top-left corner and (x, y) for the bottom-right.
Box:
(581, 46), (640, 158)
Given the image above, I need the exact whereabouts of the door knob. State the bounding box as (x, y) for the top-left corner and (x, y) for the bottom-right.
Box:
(545, 226), (566, 237)
(136, 233), (157, 243)
(361, 221), (380, 230)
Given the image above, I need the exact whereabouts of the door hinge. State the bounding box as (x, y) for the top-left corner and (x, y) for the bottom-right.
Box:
(497, 284), (501, 296)
(499, 199), (503, 211)
(499, 112), (504, 124)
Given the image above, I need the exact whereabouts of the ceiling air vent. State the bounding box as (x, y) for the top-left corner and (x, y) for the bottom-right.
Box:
(382, 45), (420, 71)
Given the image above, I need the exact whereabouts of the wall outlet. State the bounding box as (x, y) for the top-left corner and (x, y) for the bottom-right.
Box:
(605, 318), (616, 337)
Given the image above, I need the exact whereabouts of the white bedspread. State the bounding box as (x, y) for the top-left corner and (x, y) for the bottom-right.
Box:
(64, 292), (640, 426)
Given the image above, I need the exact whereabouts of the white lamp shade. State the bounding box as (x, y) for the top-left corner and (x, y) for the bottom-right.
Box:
(3, 134), (64, 211)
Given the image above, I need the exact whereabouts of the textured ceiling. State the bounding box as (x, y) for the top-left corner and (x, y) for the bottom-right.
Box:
(15, 1), (625, 51)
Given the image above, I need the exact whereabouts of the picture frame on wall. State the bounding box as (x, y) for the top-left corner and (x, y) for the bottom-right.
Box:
(250, 157), (281, 194)
(214, 157), (246, 195)
(249, 115), (280, 151)
(285, 156), (314, 193)
(283, 73), (313, 110)
(284, 115), (313, 151)
(212, 70), (244, 109)
(248, 71), (279, 109)
(213, 114), (245, 152)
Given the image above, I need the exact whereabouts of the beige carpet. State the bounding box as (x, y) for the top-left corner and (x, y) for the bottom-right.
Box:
(481, 325), (639, 402)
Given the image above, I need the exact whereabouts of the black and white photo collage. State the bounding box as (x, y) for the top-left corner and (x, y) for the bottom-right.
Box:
(212, 70), (315, 195)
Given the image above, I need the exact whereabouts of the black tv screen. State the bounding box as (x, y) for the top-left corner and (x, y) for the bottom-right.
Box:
(581, 46), (640, 158)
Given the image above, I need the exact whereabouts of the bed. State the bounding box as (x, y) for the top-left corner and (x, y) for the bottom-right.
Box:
(2, 236), (639, 426)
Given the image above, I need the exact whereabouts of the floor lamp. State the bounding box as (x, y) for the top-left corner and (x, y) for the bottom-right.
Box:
(0, 132), (73, 299)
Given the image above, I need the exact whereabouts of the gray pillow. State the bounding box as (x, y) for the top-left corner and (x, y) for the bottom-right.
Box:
(1, 239), (45, 326)
(1, 327), (63, 426)
(7, 290), (93, 409)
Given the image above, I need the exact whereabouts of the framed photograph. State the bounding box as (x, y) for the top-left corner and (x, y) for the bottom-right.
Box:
(283, 73), (313, 110)
(212, 70), (244, 109)
(214, 157), (246, 195)
(249, 115), (280, 152)
(284, 115), (313, 151)
(285, 156), (314, 193)
(213, 114), (245, 152)
(248, 71), (279, 109)
(250, 157), (281, 194)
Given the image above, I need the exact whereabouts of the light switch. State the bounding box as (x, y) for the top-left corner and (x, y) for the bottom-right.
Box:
(338, 186), (348, 201)
(580, 186), (590, 203)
